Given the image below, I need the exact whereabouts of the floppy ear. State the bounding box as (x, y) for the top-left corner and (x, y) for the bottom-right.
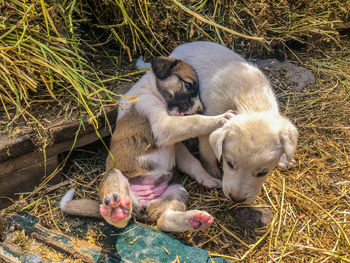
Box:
(209, 127), (228, 160)
(280, 121), (298, 162)
(151, 56), (179, 79)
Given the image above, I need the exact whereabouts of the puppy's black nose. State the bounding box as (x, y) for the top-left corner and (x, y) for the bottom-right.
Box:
(197, 106), (203, 114)
(230, 195), (246, 203)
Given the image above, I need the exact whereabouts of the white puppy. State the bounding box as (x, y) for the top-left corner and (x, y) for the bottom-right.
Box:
(171, 41), (298, 202)
(138, 42), (298, 203)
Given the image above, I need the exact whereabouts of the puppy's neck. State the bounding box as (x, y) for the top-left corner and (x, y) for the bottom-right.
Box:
(145, 71), (167, 105)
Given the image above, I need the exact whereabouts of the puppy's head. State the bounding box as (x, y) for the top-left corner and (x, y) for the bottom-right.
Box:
(209, 112), (298, 203)
(151, 56), (203, 116)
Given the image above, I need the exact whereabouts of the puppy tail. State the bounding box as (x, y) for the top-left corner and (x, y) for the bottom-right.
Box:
(60, 188), (101, 218)
(60, 188), (75, 210)
(136, 56), (151, 70)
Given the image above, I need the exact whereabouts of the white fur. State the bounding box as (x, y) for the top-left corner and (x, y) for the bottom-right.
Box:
(170, 42), (278, 115)
(136, 55), (150, 70)
(169, 41), (298, 202)
(136, 145), (176, 180)
(60, 188), (75, 210)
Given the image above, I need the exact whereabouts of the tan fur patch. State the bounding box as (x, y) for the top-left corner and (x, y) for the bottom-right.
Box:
(172, 61), (197, 83)
(61, 199), (101, 218)
(106, 105), (157, 179)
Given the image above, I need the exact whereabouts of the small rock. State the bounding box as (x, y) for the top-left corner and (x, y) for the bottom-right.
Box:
(252, 58), (315, 92)
(232, 207), (274, 229)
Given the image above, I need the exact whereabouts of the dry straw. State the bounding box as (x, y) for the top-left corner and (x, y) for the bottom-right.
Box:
(0, 0), (125, 134)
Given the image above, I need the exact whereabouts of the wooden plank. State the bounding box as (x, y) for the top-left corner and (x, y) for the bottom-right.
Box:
(0, 135), (34, 162)
(98, 107), (119, 128)
(0, 109), (116, 209)
(0, 242), (22, 263)
(0, 156), (59, 209)
(0, 242), (47, 263)
(49, 119), (95, 144)
(0, 108), (117, 163)
(6, 213), (119, 263)
(0, 127), (113, 176)
(49, 107), (117, 144)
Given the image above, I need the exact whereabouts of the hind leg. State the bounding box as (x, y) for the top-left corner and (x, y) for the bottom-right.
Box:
(99, 169), (134, 228)
(146, 184), (214, 232)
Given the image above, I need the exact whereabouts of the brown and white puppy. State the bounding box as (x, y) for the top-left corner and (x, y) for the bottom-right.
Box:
(138, 42), (298, 203)
(60, 57), (233, 231)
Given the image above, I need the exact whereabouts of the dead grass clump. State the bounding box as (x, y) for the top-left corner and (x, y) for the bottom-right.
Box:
(85, 0), (349, 57)
(0, 0), (123, 134)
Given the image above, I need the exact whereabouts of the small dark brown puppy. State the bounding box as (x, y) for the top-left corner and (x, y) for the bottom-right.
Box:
(60, 57), (233, 232)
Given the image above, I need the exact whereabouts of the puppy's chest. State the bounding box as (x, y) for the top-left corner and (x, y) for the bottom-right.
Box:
(139, 145), (175, 171)
(111, 106), (175, 176)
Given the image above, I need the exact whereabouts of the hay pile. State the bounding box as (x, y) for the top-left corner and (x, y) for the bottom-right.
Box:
(0, 0), (125, 136)
(0, 0), (348, 142)
(84, 0), (348, 56)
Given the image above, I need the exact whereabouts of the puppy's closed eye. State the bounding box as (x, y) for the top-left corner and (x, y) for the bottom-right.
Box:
(257, 169), (268, 177)
(226, 160), (234, 169)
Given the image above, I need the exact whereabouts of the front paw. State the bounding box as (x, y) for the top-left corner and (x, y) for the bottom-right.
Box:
(207, 165), (221, 179)
(202, 161), (221, 179)
(277, 154), (296, 171)
(196, 175), (222, 189)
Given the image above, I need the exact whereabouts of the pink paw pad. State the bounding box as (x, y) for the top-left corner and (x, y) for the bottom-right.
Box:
(99, 193), (131, 223)
(188, 213), (214, 229)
